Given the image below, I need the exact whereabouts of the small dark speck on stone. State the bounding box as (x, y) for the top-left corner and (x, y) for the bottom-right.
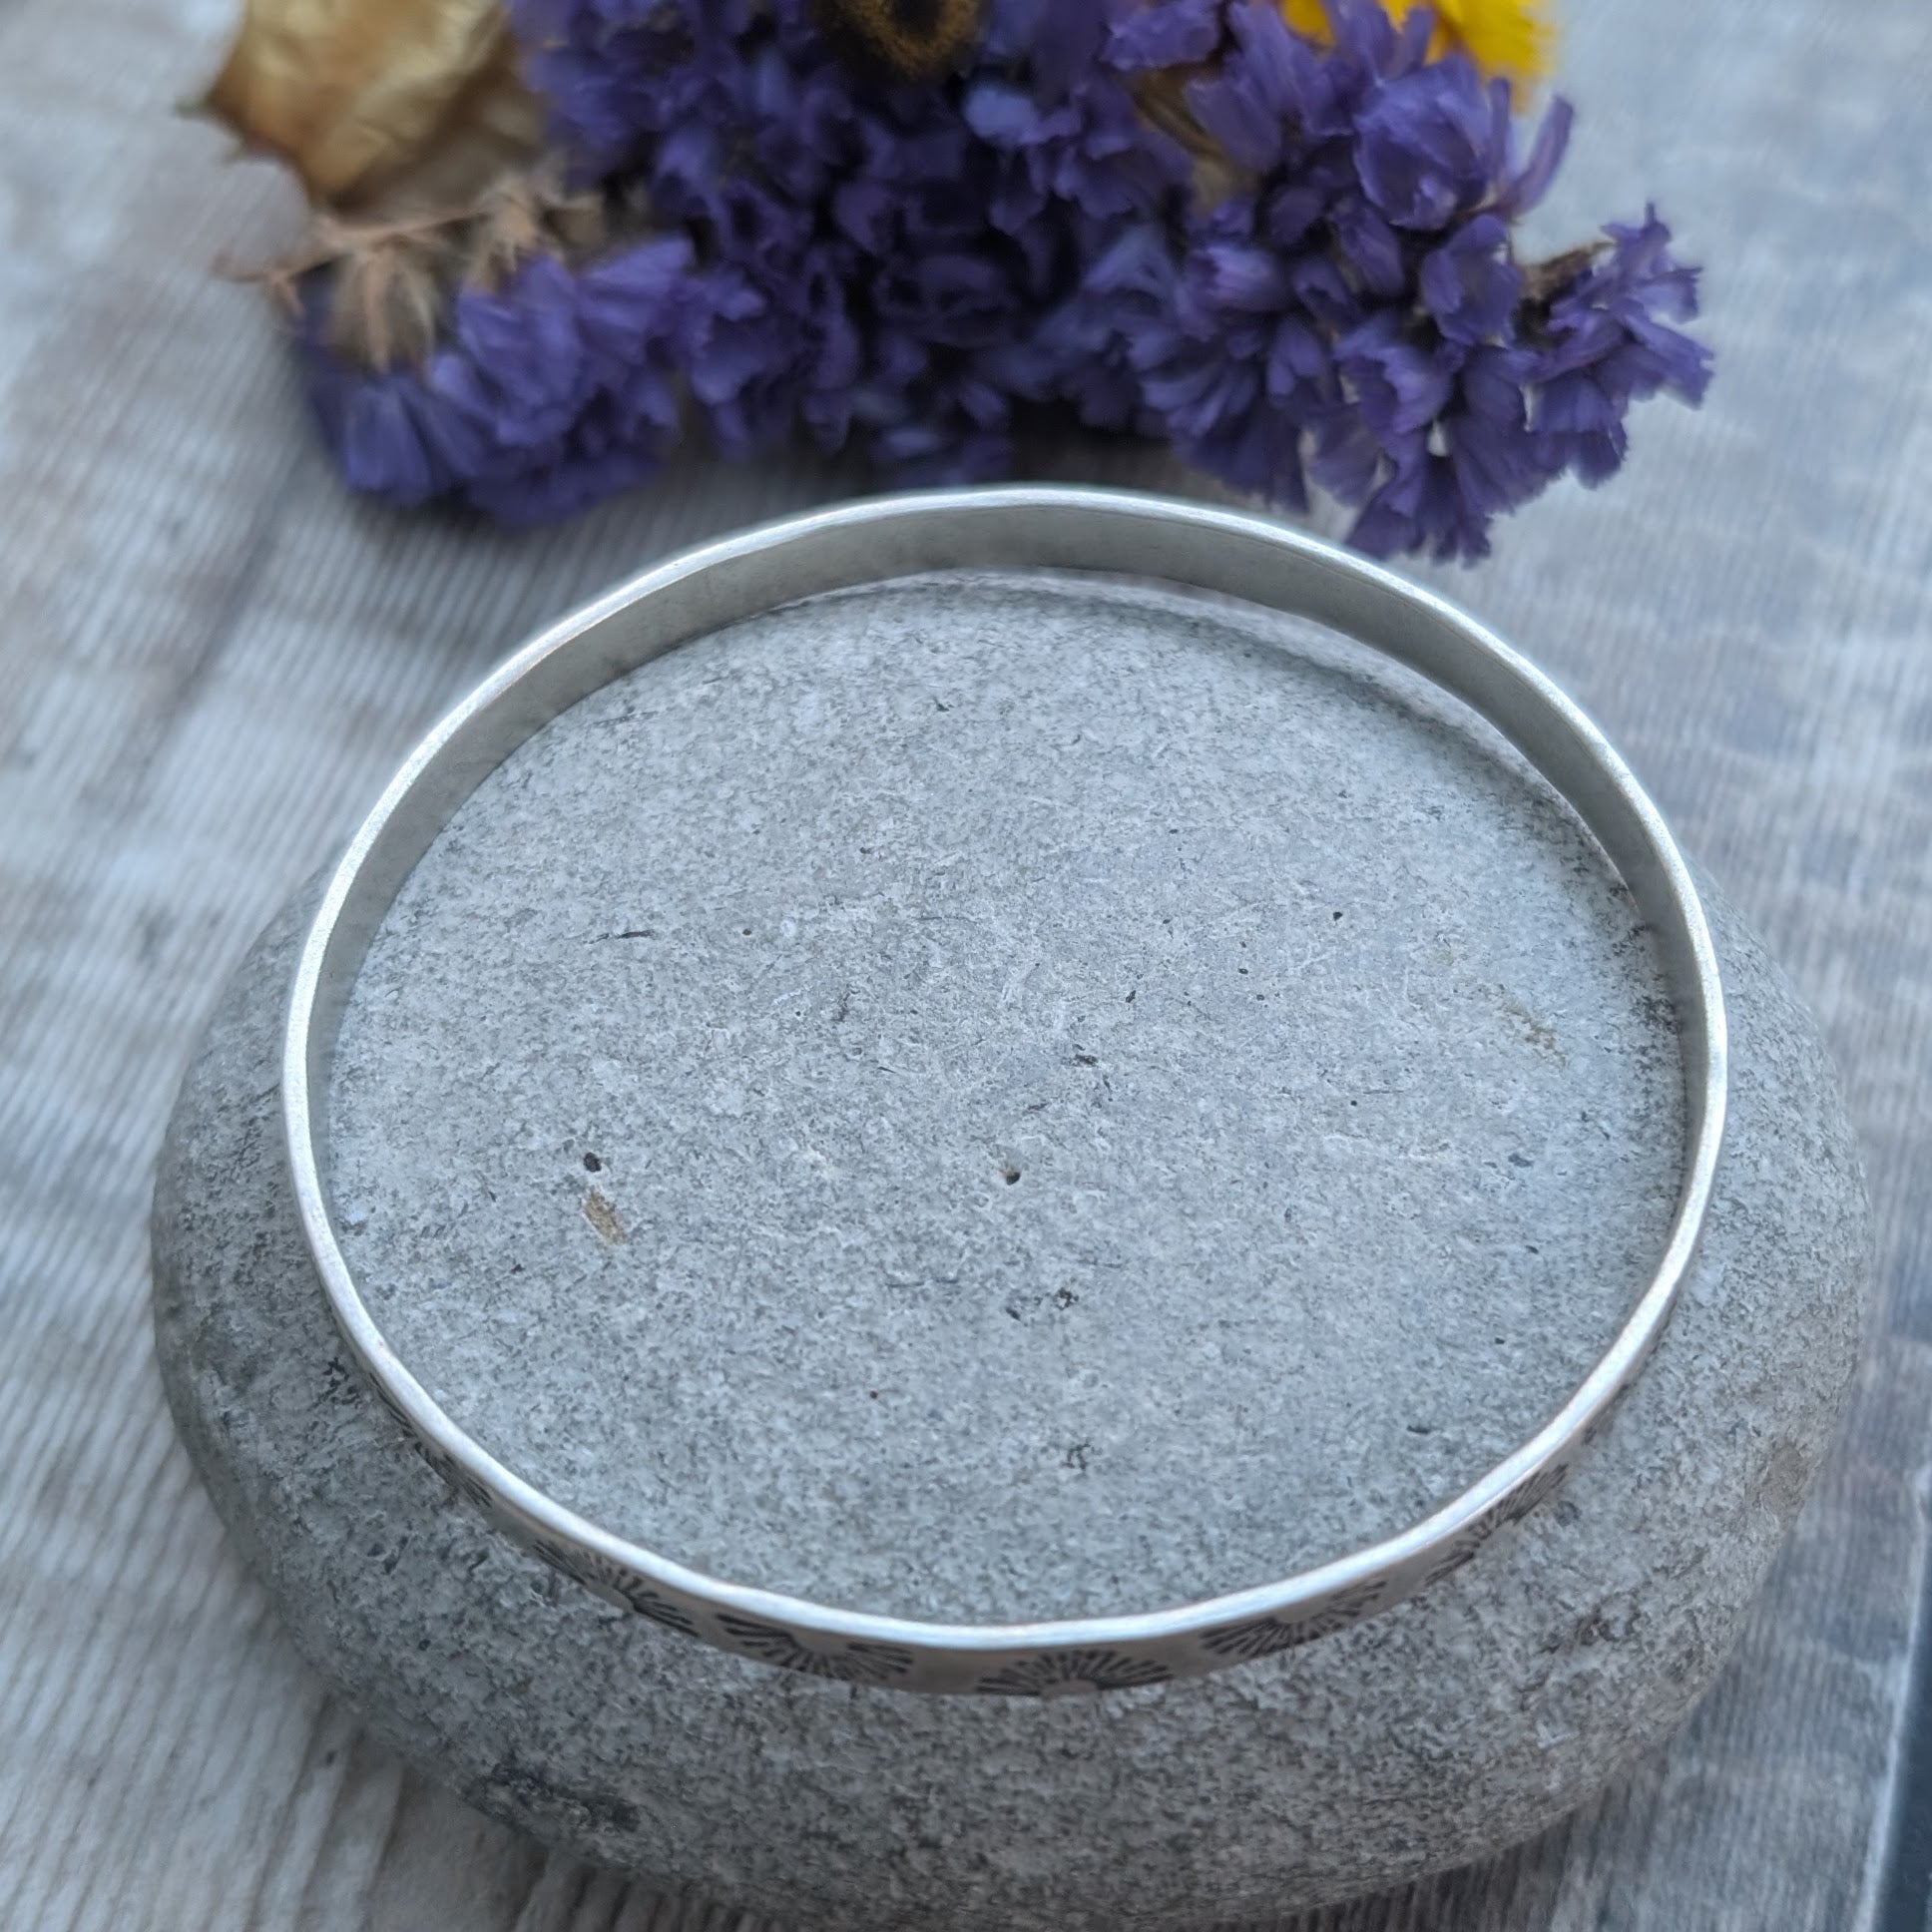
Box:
(1332, 910), (1345, 921)
(741, 926), (752, 936)
(1125, 989), (1136, 1004)
(1509, 1152), (1534, 1169)
(1073, 1051), (1099, 1067)
(1003, 1166), (1022, 1186)
(583, 1153), (603, 1173)
(1406, 1423), (1434, 1436)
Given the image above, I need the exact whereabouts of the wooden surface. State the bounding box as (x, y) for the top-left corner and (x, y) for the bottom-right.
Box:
(3, 0), (1930, 1927)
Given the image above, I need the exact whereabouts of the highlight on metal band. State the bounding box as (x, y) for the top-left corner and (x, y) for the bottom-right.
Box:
(283, 486), (1727, 1695)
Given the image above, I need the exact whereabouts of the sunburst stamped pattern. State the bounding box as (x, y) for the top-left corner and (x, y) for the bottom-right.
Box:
(1417, 1459), (1574, 1591)
(715, 1616), (916, 1685)
(1580, 1378), (1636, 1449)
(344, 1357), (500, 1515)
(525, 1536), (700, 1633)
(1202, 1579), (1390, 1662)
(361, 1368), (411, 1431)
(974, 1651), (1175, 1697)
(414, 1435), (497, 1516)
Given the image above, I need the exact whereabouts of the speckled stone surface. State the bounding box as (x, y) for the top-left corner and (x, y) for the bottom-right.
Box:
(328, 573), (1683, 1624)
(153, 571), (1872, 1931)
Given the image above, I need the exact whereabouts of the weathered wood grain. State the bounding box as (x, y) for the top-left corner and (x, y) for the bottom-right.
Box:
(2, 0), (1929, 1926)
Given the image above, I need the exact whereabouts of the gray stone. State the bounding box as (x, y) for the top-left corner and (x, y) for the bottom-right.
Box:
(153, 572), (1873, 1931)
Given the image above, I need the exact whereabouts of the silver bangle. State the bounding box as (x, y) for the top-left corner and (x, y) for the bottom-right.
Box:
(285, 486), (1726, 1697)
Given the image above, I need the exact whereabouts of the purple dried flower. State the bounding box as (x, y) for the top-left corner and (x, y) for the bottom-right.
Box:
(1355, 60), (1505, 232)
(1528, 208), (1712, 483)
(304, 360), (459, 507)
(1187, 4), (1336, 173)
(1419, 213), (1521, 346)
(288, 0), (1710, 561)
(1006, 221), (1178, 434)
(965, 72), (1186, 232)
(1118, 4), (1436, 512)
(439, 254), (591, 448)
(300, 234), (697, 526)
(1097, 1), (1709, 560)
(1333, 211), (1712, 562)
(1105, 0), (1223, 71)
(1134, 209), (1345, 506)
(508, 0), (712, 176)
(1334, 310), (1451, 439)
(1341, 344), (1548, 562)
(1499, 94), (1573, 218)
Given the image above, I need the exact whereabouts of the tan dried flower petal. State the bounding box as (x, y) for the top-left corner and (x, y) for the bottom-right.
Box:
(199, 0), (544, 213)
(323, 231), (454, 366)
(226, 164), (627, 371)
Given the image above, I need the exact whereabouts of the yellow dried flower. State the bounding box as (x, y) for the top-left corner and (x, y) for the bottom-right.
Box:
(198, 0), (544, 214)
(1279, 0), (1553, 90)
